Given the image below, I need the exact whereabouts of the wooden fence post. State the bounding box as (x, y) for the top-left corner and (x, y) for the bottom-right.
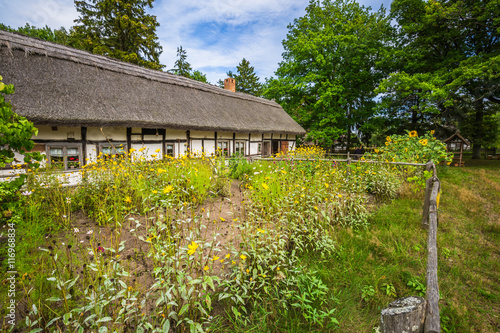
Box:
(425, 177), (441, 333)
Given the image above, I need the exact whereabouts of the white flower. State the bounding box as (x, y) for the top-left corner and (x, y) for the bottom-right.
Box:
(21, 190), (33, 196)
(66, 197), (71, 204)
(87, 230), (93, 235)
(74, 228), (79, 233)
(63, 215), (67, 218)
(62, 242), (65, 246)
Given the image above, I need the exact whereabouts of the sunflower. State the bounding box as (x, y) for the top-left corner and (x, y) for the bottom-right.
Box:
(419, 139), (428, 146)
(409, 130), (418, 138)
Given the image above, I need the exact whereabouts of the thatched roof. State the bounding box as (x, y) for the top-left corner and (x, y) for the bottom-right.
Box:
(0, 30), (305, 135)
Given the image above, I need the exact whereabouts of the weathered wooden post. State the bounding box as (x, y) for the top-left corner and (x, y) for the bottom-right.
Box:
(424, 175), (441, 333)
(381, 161), (441, 333)
(380, 296), (426, 333)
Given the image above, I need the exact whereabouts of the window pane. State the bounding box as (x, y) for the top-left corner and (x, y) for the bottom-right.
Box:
(115, 146), (126, 157)
(67, 148), (79, 155)
(49, 148), (64, 169)
(166, 144), (174, 156)
(102, 147), (112, 155)
(67, 147), (80, 169)
(50, 148), (63, 157)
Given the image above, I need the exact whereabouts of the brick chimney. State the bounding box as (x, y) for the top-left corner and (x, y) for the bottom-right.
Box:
(224, 77), (235, 92)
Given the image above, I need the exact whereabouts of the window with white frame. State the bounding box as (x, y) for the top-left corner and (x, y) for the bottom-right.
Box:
(47, 144), (82, 170)
(165, 143), (175, 157)
(217, 140), (229, 156)
(99, 143), (126, 159)
(235, 141), (245, 156)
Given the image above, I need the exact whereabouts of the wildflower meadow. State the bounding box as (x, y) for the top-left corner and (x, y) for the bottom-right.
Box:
(1, 131), (499, 332)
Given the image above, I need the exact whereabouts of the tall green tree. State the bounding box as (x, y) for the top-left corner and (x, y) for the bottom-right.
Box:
(170, 46), (192, 77)
(169, 46), (209, 83)
(264, 0), (390, 147)
(227, 58), (263, 96)
(378, 0), (500, 158)
(73, 0), (164, 70)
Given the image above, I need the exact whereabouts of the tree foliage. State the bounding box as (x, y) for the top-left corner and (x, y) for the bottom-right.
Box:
(377, 0), (500, 157)
(169, 46), (209, 83)
(264, 0), (390, 147)
(0, 75), (42, 169)
(170, 46), (192, 77)
(226, 58), (263, 96)
(73, 0), (164, 70)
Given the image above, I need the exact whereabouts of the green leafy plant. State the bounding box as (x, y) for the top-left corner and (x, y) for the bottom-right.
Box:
(407, 276), (426, 297)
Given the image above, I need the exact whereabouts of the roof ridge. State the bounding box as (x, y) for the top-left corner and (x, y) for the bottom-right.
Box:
(0, 29), (279, 108)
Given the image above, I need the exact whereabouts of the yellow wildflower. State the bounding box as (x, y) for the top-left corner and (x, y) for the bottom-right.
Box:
(124, 196), (132, 203)
(204, 265), (209, 271)
(386, 136), (391, 142)
(212, 256), (220, 261)
(262, 183), (269, 190)
(240, 254), (247, 260)
(220, 217), (226, 222)
(163, 185), (174, 194)
(187, 241), (198, 255)
(225, 254), (230, 259)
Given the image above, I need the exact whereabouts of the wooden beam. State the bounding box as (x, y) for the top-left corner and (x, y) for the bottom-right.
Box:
(81, 127), (87, 166)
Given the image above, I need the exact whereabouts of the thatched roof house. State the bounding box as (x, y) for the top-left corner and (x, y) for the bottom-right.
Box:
(0, 30), (305, 169)
(0, 30), (304, 134)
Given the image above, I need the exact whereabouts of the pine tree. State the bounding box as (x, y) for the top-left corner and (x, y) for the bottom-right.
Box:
(170, 46), (192, 77)
(73, 0), (164, 70)
(226, 59), (262, 96)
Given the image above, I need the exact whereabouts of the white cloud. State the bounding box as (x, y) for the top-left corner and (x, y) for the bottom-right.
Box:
(0, 0), (77, 30)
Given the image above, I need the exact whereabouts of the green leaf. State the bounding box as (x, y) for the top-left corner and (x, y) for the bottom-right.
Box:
(178, 304), (189, 317)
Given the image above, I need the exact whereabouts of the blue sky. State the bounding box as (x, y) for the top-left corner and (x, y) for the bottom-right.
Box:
(0, 0), (392, 85)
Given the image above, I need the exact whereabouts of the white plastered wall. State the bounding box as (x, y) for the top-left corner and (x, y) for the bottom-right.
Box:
(217, 131), (233, 139)
(191, 130), (215, 139)
(130, 143), (162, 161)
(34, 125), (82, 141)
(87, 127), (127, 141)
(235, 132), (248, 140)
(190, 140), (203, 156)
(204, 140), (215, 156)
(86, 144), (97, 163)
(166, 129), (187, 140)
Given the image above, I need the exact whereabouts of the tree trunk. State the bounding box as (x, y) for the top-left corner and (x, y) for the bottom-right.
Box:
(380, 296), (426, 333)
(472, 97), (484, 159)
